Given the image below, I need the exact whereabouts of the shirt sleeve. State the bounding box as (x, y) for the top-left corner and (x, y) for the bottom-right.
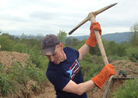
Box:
(67, 47), (79, 59)
(46, 70), (70, 90)
(75, 49), (79, 59)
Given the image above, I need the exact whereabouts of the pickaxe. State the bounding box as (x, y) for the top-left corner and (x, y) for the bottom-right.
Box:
(68, 3), (117, 66)
(68, 3), (117, 98)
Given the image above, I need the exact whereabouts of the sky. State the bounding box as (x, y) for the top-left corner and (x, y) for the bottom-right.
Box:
(0, 0), (138, 36)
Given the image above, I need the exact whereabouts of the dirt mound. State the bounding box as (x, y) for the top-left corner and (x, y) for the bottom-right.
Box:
(31, 82), (56, 98)
(87, 60), (138, 98)
(0, 51), (56, 98)
(0, 51), (29, 68)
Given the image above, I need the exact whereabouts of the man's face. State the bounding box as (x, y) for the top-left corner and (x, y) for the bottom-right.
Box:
(46, 43), (64, 65)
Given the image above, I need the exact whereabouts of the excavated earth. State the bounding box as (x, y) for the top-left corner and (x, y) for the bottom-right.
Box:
(0, 51), (138, 98)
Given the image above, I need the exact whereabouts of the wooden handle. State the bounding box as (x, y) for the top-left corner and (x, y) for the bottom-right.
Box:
(90, 17), (109, 65)
(68, 17), (89, 35)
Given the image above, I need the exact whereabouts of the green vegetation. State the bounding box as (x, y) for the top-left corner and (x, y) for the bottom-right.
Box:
(0, 76), (17, 95)
(0, 22), (138, 97)
(126, 47), (138, 62)
(80, 54), (104, 81)
(111, 78), (138, 98)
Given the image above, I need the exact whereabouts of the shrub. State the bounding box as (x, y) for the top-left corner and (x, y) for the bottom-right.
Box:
(0, 36), (15, 51)
(80, 54), (104, 81)
(108, 55), (128, 62)
(25, 63), (47, 84)
(8, 61), (47, 85)
(112, 78), (138, 98)
(8, 62), (29, 86)
(28, 45), (49, 69)
(127, 47), (138, 62)
(83, 53), (103, 64)
(0, 74), (17, 95)
(0, 62), (5, 73)
(12, 42), (29, 53)
(1, 60), (47, 96)
(83, 63), (104, 81)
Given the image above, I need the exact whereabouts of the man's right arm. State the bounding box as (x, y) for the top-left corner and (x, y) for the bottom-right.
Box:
(62, 64), (115, 95)
(62, 80), (95, 95)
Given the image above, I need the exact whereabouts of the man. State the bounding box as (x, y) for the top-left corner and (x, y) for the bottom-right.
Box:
(41, 22), (115, 98)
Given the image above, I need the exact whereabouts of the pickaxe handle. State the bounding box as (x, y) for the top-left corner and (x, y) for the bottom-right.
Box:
(90, 16), (114, 98)
(90, 17), (109, 65)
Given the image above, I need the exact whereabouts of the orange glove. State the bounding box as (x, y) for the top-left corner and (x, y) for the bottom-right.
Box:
(91, 64), (115, 89)
(85, 22), (102, 47)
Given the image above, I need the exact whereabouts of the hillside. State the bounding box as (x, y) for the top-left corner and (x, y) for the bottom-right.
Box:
(68, 32), (129, 43)
(1, 51), (138, 98)
(102, 32), (129, 43)
(15, 32), (130, 43)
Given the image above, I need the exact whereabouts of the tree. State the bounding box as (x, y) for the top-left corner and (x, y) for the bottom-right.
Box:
(116, 44), (127, 57)
(89, 45), (101, 56)
(71, 38), (79, 48)
(12, 42), (29, 53)
(65, 37), (72, 47)
(0, 36), (15, 51)
(57, 30), (67, 44)
(128, 23), (138, 47)
(1, 33), (20, 43)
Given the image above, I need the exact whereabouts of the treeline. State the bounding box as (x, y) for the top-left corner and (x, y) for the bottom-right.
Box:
(0, 32), (127, 57)
(0, 23), (138, 63)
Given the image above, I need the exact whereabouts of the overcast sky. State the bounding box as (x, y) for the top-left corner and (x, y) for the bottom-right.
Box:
(0, 0), (138, 36)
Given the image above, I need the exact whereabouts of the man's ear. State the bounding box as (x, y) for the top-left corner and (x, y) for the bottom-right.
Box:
(59, 42), (63, 49)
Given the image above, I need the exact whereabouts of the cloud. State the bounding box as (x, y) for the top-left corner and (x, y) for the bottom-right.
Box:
(0, 0), (138, 36)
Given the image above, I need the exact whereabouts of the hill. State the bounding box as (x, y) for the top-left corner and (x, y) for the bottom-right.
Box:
(102, 32), (129, 43)
(68, 32), (129, 43)
(15, 32), (129, 43)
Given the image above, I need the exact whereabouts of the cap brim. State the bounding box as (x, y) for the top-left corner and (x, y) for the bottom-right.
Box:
(42, 46), (55, 56)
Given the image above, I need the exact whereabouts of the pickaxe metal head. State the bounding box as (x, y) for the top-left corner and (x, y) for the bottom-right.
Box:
(68, 3), (117, 35)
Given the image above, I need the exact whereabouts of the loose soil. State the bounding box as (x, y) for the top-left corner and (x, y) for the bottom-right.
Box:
(0, 51), (138, 98)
